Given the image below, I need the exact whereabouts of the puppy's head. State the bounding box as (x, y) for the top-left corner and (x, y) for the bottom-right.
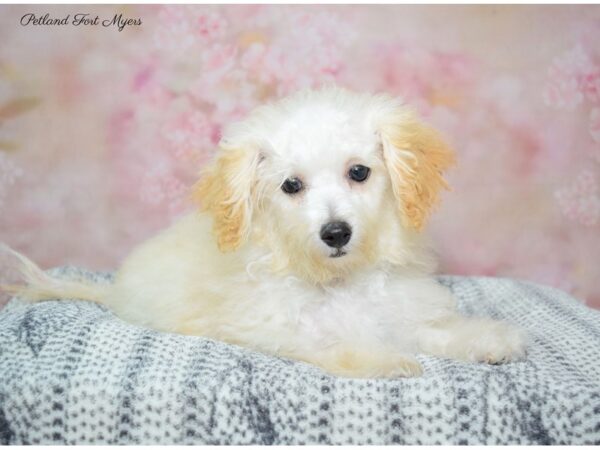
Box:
(194, 88), (454, 283)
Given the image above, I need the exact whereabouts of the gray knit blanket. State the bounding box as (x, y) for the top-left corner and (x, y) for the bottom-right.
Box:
(0, 267), (599, 445)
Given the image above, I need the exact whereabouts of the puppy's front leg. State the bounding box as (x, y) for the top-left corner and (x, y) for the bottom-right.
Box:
(291, 344), (423, 379)
(416, 316), (527, 364)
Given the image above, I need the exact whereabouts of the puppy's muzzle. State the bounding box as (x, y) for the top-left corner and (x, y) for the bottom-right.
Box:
(320, 221), (352, 249)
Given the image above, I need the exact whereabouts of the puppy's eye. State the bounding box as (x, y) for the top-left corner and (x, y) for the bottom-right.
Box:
(281, 177), (303, 195)
(348, 164), (371, 182)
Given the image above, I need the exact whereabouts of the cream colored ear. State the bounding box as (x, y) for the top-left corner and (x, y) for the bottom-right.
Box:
(192, 145), (260, 252)
(379, 107), (455, 231)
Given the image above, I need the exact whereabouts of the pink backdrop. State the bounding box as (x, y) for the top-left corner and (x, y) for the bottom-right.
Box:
(1, 5), (599, 308)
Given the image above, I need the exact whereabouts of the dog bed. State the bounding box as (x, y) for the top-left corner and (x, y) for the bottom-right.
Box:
(0, 267), (599, 445)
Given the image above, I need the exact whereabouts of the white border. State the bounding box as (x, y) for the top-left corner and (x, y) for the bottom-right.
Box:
(2, 0), (600, 5)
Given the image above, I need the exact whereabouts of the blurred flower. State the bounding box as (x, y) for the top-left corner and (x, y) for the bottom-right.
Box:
(543, 44), (598, 110)
(153, 6), (197, 55)
(584, 72), (600, 103)
(555, 169), (600, 226)
(196, 12), (228, 41)
(200, 43), (238, 78)
(543, 70), (584, 110)
(371, 43), (476, 103)
(139, 166), (187, 207)
(162, 110), (214, 161)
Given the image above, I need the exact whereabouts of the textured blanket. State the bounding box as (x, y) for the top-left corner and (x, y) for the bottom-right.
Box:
(0, 267), (599, 445)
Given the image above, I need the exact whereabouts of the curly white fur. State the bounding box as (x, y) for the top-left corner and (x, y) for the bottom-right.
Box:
(1, 87), (526, 378)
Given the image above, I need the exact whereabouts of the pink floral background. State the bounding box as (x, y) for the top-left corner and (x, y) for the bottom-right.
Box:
(1, 5), (599, 308)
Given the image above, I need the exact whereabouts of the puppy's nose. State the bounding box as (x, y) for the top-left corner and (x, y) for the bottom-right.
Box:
(320, 221), (352, 248)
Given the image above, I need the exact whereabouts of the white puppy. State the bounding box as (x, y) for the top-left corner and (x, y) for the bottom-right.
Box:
(3, 87), (526, 378)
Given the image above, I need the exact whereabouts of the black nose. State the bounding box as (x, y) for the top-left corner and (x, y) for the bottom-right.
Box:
(320, 221), (352, 248)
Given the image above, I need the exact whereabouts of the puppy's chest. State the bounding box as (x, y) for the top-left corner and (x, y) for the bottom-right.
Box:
(294, 277), (400, 343)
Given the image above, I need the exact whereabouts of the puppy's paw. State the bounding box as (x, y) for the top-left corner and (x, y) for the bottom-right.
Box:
(467, 321), (527, 365)
(315, 348), (423, 379)
(419, 317), (527, 365)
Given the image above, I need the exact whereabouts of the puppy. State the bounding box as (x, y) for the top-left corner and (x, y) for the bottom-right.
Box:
(2, 87), (526, 378)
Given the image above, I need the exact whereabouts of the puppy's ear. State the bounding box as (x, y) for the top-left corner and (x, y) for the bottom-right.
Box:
(379, 106), (455, 231)
(193, 145), (261, 252)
